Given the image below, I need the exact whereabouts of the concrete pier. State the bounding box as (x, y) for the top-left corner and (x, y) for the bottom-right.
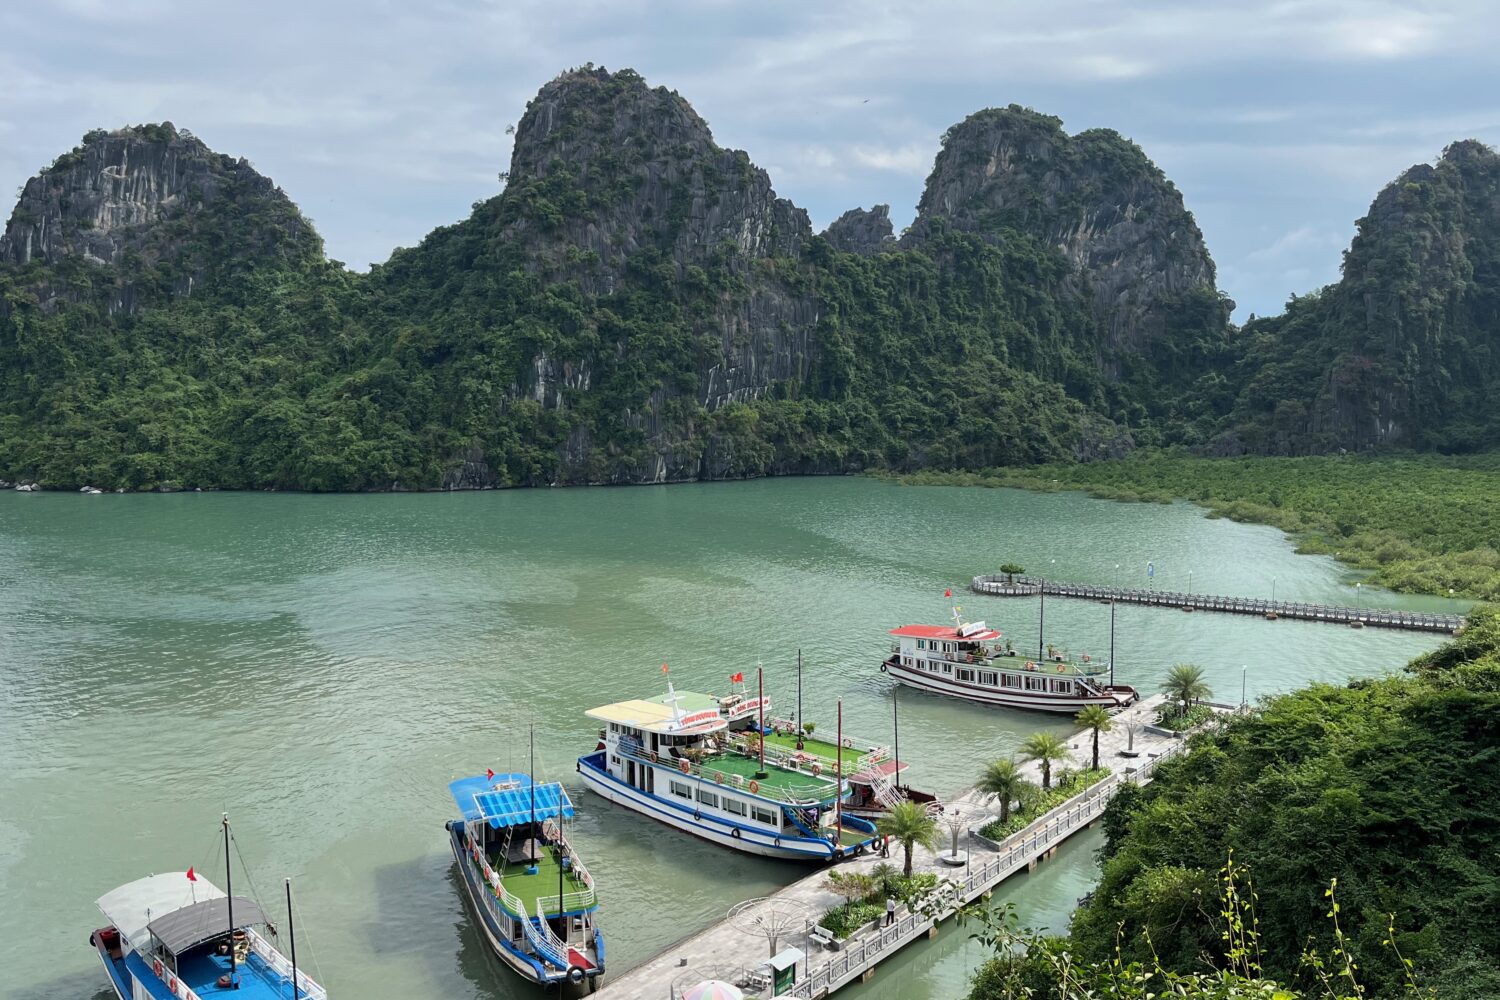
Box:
(971, 574), (1463, 634)
(594, 695), (1180, 1000)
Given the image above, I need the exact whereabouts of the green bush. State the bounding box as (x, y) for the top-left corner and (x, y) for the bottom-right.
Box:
(979, 768), (1109, 841)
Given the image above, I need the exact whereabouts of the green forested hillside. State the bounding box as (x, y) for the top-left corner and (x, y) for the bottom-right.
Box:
(0, 67), (1497, 491)
(1048, 606), (1500, 1000)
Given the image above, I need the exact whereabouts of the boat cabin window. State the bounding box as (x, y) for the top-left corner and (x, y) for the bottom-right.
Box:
(1025, 676), (1044, 691)
(751, 806), (778, 826)
(917, 639), (927, 650)
(723, 798), (747, 816)
(1001, 673), (1017, 688)
(979, 671), (997, 686)
(1051, 679), (1072, 693)
(942, 663), (952, 674)
(669, 780), (692, 799)
(697, 789), (719, 808)
(957, 668), (974, 682)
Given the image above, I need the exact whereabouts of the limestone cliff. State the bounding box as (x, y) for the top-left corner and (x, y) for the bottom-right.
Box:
(0, 123), (318, 314)
(1223, 140), (1500, 454)
(904, 105), (1228, 356)
(822, 205), (895, 255)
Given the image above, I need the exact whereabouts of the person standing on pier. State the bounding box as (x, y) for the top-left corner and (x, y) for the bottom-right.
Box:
(885, 894), (897, 926)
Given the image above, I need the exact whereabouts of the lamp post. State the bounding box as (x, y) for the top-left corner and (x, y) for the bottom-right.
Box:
(1188, 570), (1194, 598)
(1271, 577), (1277, 603)
(1241, 665), (1247, 709)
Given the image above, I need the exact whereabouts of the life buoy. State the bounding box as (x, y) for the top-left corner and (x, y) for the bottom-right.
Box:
(749, 779), (760, 794)
(679, 757), (691, 774)
(714, 771), (724, 784)
(731, 827), (743, 839)
(843, 738), (853, 748)
(647, 750), (657, 763)
(1057, 663), (1066, 673)
(879, 661), (888, 673)
(1026, 661), (1036, 671)
(774, 836), (782, 847)
(568, 966), (587, 984)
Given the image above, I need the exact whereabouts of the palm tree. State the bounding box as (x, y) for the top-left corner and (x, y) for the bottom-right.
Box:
(975, 757), (1034, 824)
(1162, 663), (1212, 713)
(875, 800), (941, 877)
(1019, 732), (1070, 790)
(1075, 704), (1114, 772)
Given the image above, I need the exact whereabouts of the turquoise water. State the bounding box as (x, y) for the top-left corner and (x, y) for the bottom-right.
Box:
(0, 478), (1461, 999)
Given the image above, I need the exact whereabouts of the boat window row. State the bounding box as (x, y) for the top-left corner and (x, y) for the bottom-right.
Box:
(667, 777), (780, 828)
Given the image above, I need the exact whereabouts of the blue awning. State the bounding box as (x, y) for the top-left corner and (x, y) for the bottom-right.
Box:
(449, 773), (575, 828)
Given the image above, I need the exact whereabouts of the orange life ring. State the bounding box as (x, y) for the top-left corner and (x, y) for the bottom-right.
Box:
(647, 750), (657, 763)
(749, 779), (760, 794)
(679, 757), (691, 774)
(1057, 663), (1065, 673)
(714, 771), (724, 784)
(1025, 661), (1036, 670)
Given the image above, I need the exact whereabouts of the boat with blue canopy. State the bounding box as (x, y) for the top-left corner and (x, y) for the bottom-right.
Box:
(446, 771), (605, 988)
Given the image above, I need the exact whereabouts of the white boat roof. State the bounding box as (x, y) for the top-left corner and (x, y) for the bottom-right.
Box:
(97, 872), (226, 951)
(586, 689), (728, 735)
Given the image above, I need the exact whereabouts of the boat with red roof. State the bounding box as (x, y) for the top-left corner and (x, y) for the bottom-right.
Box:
(881, 609), (1138, 713)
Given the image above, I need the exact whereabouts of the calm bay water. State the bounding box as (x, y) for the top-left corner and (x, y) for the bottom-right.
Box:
(0, 477), (1463, 1000)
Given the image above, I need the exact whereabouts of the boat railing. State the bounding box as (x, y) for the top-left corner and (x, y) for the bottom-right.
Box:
(954, 648), (1109, 677)
(527, 900), (571, 970)
(150, 956), (207, 1000)
(741, 726), (889, 775)
(467, 837), (536, 917)
(245, 927), (329, 1000)
(612, 740), (837, 805)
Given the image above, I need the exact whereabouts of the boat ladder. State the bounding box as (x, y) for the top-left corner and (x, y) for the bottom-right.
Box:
(869, 772), (904, 809)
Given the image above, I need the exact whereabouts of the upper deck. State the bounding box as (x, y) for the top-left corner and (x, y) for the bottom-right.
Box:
(890, 622), (1110, 678)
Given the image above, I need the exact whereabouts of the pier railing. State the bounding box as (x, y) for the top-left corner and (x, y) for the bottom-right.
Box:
(972, 574), (1464, 633)
(784, 744), (1182, 1000)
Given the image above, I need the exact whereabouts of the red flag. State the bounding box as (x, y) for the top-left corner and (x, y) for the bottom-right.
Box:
(486, 768), (495, 781)
(944, 588), (952, 598)
(731, 671), (743, 684)
(186, 867), (197, 882)
(661, 662), (669, 674)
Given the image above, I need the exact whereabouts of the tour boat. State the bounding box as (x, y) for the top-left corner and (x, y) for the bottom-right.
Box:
(882, 611), (1138, 713)
(577, 682), (880, 861)
(446, 772), (605, 988)
(91, 816), (326, 1000)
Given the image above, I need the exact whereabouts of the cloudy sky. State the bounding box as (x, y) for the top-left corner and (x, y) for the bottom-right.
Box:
(3, 0), (1495, 318)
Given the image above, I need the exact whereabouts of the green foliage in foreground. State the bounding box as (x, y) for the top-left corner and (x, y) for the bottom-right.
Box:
(1067, 605), (1500, 999)
(897, 453), (1500, 599)
(978, 767), (1109, 841)
(1156, 702), (1216, 731)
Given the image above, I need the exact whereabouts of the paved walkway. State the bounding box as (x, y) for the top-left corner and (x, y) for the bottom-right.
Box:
(596, 695), (1178, 1000)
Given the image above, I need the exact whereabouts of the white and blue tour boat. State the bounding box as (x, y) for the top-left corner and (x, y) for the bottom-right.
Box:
(577, 681), (881, 861)
(446, 772), (605, 988)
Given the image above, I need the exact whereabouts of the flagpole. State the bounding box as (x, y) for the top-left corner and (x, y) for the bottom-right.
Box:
(223, 814), (237, 989)
(836, 699), (843, 845)
(892, 686), (900, 794)
(1109, 599), (1116, 687)
(285, 878), (299, 1000)
(796, 648), (802, 738)
(529, 724), (536, 867)
(756, 664), (767, 779)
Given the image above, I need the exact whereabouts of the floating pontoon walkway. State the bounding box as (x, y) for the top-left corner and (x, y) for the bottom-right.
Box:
(594, 696), (1181, 1000)
(971, 575), (1464, 634)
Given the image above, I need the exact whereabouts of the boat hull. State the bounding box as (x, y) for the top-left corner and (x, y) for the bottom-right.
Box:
(90, 930), (130, 1000)
(577, 753), (870, 862)
(446, 823), (602, 987)
(882, 656), (1136, 713)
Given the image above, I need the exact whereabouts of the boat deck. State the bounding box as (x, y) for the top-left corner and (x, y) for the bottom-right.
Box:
(177, 947), (294, 1000)
(760, 732), (866, 770)
(493, 844), (594, 915)
(697, 749), (838, 798)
